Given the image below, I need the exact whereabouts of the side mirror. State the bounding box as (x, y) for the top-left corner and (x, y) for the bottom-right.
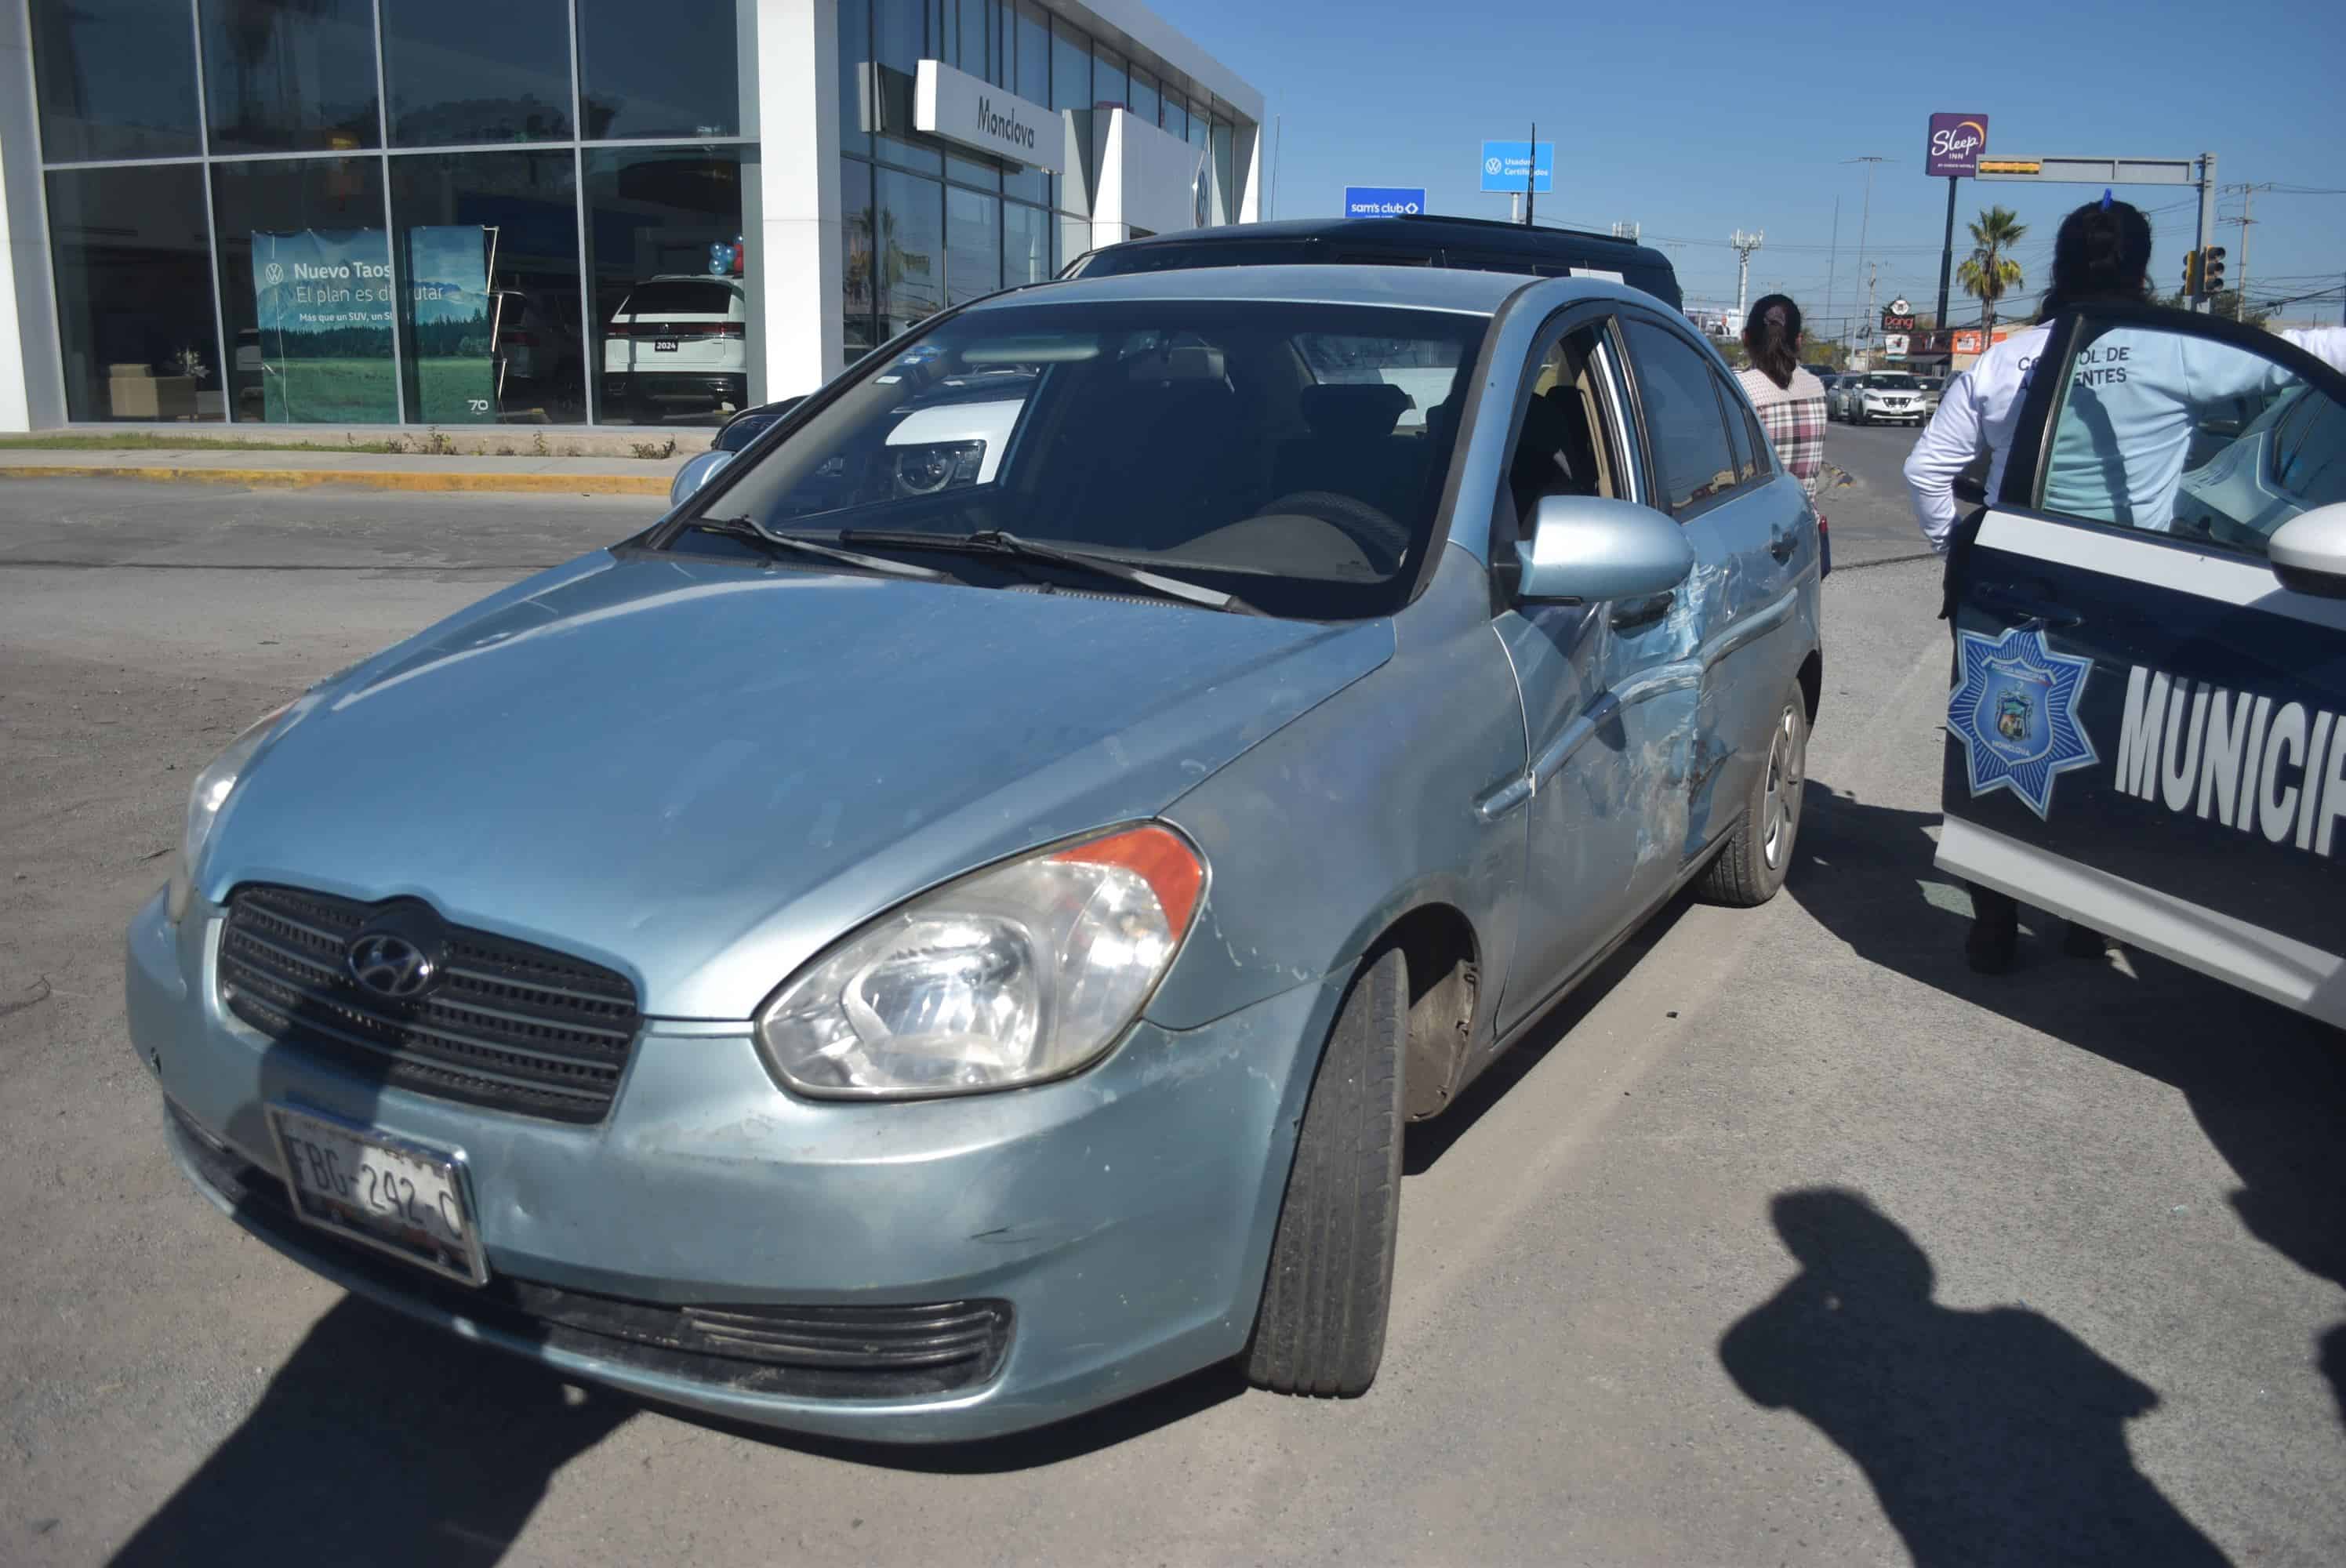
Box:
(669, 449), (735, 508)
(2269, 503), (2346, 600)
(1518, 495), (1695, 604)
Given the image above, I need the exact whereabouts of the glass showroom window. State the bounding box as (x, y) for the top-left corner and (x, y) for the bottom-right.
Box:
(212, 157), (393, 423)
(875, 167), (946, 341)
(45, 165), (223, 423)
(946, 186), (1001, 307)
(383, 0), (575, 146)
(842, 157), (878, 357)
(577, 0), (742, 140)
(390, 152), (586, 425)
(198, 0), (381, 155)
(586, 147), (750, 426)
(1004, 201), (1050, 288)
(27, 0), (203, 162)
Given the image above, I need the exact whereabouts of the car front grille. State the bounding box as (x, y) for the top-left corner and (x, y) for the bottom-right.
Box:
(165, 1102), (1012, 1399)
(217, 884), (642, 1124)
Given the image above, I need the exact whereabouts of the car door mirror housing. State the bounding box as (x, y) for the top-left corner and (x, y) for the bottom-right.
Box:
(2269, 502), (2346, 600)
(669, 449), (735, 508)
(1517, 495), (1696, 604)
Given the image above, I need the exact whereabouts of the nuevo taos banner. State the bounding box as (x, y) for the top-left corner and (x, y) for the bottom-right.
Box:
(252, 230), (397, 423)
(402, 226), (495, 423)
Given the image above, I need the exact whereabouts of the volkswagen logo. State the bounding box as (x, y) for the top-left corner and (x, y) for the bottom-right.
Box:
(263, 261), (285, 287)
(347, 932), (437, 999)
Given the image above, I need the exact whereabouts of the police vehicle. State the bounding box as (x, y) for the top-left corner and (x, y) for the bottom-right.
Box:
(1935, 302), (2346, 1026)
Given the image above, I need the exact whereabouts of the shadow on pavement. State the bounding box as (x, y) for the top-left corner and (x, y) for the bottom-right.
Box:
(1788, 778), (2346, 1432)
(1721, 1188), (2230, 1566)
(111, 1297), (629, 1568)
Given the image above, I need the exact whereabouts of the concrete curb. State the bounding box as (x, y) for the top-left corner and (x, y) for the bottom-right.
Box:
(0, 464), (674, 496)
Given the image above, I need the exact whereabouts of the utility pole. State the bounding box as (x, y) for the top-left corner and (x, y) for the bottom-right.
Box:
(1824, 195), (1839, 350)
(1731, 230), (1764, 319)
(2192, 152), (2217, 313)
(1862, 260), (1881, 365)
(1845, 156), (1891, 349)
(2223, 182), (2273, 307)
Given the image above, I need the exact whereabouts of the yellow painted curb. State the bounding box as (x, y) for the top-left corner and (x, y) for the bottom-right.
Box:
(0, 464), (673, 496)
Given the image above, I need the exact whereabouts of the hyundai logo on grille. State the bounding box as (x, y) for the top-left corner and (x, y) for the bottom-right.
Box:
(347, 932), (438, 999)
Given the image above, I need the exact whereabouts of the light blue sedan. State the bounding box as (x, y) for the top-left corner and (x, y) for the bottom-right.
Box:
(128, 266), (1824, 1442)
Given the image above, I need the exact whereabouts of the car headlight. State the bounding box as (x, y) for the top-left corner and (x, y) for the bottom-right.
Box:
(891, 440), (984, 496)
(755, 825), (1204, 1099)
(165, 702), (293, 924)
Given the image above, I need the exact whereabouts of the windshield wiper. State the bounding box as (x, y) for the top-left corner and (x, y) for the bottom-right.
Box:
(684, 517), (953, 583)
(835, 528), (1264, 615)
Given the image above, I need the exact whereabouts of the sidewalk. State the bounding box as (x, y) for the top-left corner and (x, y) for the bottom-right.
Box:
(0, 444), (691, 497)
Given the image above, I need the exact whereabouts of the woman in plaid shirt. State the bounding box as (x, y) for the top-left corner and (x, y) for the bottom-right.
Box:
(1736, 295), (1826, 502)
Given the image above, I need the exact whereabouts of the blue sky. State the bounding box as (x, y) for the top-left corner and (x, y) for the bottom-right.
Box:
(1171, 0), (2345, 328)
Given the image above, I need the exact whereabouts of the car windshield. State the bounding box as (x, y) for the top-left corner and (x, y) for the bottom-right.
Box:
(691, 299), (1488, 619)
(1866, 375), (1921, 390)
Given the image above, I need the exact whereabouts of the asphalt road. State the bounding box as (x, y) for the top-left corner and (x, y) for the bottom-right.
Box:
(1810, 417), (1938, 572)
(3, 479), (2341, 1567)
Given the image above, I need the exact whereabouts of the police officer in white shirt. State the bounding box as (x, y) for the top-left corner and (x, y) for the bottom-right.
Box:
(1904, 196), (2162, 971)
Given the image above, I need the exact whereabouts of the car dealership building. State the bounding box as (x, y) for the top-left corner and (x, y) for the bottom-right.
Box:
(0, 0), (1263, 431)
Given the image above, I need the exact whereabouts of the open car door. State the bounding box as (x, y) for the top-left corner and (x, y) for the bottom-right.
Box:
(1937, 302), (2346, 1025)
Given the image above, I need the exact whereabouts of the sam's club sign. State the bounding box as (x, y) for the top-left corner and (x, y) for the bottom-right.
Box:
(1345, 186), (1425, 218)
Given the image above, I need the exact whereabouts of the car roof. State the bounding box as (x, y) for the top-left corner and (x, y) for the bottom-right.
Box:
(970, 263), (1548, 317)
(1102, 214), (1672, 267)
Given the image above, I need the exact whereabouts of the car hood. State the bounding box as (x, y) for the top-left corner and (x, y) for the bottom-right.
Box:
(206, 552), (1390, 1018)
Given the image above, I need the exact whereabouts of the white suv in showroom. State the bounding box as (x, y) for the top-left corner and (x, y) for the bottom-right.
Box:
(602, 275), (748, 423)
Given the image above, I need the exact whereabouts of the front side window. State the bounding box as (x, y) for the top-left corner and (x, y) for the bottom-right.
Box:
(1505, 323), (1626, 537)
(1622, 320), (1736, 517)
(2037, 321), (2333, 556)
(694, 301), (1488, 619)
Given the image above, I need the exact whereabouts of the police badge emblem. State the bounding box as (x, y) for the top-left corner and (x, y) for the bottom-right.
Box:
(1947, 626), (2097, 818)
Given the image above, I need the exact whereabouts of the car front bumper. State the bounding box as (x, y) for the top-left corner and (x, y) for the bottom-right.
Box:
(127, 889), (1338, 1442)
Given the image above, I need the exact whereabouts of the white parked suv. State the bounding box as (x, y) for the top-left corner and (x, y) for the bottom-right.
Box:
(602, 275), (748, 423)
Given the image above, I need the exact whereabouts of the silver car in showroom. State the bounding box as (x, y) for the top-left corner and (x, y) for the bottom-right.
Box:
(129, 266), (1823, 1443)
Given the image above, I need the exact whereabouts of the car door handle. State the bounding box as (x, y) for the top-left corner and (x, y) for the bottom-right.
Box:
(1969, 581), (2083, 630)
(1769, 530), (1796, 563)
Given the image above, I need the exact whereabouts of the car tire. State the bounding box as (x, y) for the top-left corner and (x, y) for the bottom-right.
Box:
(1696, 688), (1808, 908)
(1245, 946), (1407, 1398)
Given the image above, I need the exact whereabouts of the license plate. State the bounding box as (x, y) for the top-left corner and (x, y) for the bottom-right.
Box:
(653, 338), (679, 353)
(267, 1105), (488, 1285)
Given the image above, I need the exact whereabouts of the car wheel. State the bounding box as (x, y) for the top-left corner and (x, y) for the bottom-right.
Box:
(1696, 688), (1808, 908)
(1245, 946), (1407, 1397)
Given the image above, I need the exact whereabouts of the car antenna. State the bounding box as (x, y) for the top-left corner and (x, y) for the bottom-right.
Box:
(1524, 120), (1536, 229)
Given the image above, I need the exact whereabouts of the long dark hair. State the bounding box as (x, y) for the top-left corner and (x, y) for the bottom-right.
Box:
(2038, 198), (2153, 319)
(1741, 295), (1802, 388)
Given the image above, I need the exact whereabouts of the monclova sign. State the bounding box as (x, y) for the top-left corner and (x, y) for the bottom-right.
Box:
(916, 60), (1063, 174)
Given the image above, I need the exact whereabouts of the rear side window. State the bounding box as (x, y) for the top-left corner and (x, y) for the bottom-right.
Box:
(1623, 321), (1737, 516)
(1714, 372), (1759, 482)
(619, 281), (739, 316)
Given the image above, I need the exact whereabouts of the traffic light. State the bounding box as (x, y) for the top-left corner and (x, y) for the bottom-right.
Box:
(2182, 250), (2202, 296)
(2200, 245), (2227, 297)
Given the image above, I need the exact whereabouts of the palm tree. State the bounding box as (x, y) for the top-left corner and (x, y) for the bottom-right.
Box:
(1956, 207), (2028, 343)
